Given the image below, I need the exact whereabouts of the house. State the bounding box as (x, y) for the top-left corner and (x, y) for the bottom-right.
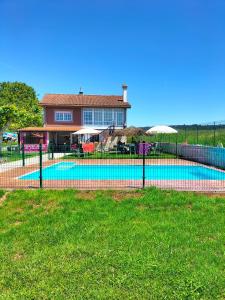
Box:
(19, 84), (131, 151)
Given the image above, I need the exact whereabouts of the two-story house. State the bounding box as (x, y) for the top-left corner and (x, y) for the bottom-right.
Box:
(19, 84), (131, 150)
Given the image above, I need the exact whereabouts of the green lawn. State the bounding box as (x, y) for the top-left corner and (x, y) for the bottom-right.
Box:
(0, 188), (224, 299)
(0, 190), (5, 198)
(0, 151), (38, 163)
(139, 128), (225, 147)
(63, 152), (175, 159)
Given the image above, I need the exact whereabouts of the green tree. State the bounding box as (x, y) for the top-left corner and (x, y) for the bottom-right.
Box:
(0, 82), (42, 150)
(0, 81), (42, 128)
(0, 105), (38, 152)
(0, 105), (18, 151)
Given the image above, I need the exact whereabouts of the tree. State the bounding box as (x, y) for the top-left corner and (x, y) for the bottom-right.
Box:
(0, 81), (42, 127)
(0, 82), (42, 150)
(0, 105), (18, 151)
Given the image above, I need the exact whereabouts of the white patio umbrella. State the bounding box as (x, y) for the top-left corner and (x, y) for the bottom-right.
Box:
(72, 128), (101, 135)
(146, 125), (178, 135)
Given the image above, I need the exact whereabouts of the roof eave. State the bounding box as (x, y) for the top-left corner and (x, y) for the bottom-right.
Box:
(39, 103), (131, 108)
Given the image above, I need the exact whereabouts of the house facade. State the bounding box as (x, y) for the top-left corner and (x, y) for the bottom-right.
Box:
(19, 84), (131, 151)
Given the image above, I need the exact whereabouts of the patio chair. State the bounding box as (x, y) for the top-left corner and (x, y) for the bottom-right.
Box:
(95, 143), (101, 152)
(83, 143), (95, 153)
(110, 136), (118, 149)
(72, 144), (86, 157)
(102, 137), (112, 152)
(151, 142), (161, 155)
(70, 144), (78, 151)
(120, 136), (127, 144)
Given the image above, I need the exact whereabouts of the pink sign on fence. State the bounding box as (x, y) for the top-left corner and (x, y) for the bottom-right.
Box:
(24, 144), (47, 152)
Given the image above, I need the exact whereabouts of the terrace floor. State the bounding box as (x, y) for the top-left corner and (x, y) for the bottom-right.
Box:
(1, 158), (225, 191)
(0, 153), (65, 173)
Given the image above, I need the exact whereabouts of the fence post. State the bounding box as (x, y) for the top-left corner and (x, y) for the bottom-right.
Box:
(101, 142), (103, 159)
(196, 125), (199, 144)
(175, 134), (178, 158)
(142, 141), (145, 189)
(51, 143), (54, 160)
(39, 143), (43, 188)
(213, 122), (216, 147)
(22, 143), (25, 167)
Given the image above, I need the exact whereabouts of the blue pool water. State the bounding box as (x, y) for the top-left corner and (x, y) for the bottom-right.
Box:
(19, 162), (225, 180)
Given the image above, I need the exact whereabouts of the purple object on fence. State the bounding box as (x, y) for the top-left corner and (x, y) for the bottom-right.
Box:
(138, 143), (151, 155)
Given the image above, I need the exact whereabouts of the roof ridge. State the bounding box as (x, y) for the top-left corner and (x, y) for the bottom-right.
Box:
(40, 94), (131, 108)
(43, 93), (122, 97)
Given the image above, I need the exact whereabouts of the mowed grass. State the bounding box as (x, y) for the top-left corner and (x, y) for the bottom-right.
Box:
(0, 190), (5, 198)
(0, 188), (224, 299)
(0, 151), (38, 162)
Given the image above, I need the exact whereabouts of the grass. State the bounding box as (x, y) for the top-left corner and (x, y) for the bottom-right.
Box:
(0, 151), (38, 163)
(0, 188), (224, 299)
(63, 152), (176, 159)
(0, 190), (5, 198)
(139, 128), (225, 147)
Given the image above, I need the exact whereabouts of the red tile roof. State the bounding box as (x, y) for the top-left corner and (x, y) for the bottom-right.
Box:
(40, 94), (131, 108)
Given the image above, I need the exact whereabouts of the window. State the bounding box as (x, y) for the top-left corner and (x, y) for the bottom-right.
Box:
(64, 112), (72, 121)
(83, 108), (125, 126)
(115, 109), (124, 126)
(55, 111), (72, 122)
(83, 109), (93, 125)
(94, 109), (103, 125)
(104, 109), (113, 125)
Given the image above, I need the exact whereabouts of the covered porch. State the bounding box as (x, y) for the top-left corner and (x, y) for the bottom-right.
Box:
(18, 126), (81, 152)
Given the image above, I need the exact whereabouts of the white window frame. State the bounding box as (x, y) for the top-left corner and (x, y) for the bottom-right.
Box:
(94, 109), (103, 125)
(103, 109), (114, 126)
(55, 111), (73, 122)
(114, 109), (124, 126)
(83, 109), (93, 125)
(83, 108), (125, 127)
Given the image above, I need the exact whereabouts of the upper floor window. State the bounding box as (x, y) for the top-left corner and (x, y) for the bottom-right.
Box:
(83, 109), (93, 125)
(104, 109), (113, 125)
(55, 111), (72, 122)
(115, 109), (124, 126)
(83, 108), (124, 126)
(94, 109), (103, 125)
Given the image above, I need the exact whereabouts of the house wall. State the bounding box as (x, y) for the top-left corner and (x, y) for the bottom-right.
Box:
(44, 107), (82, 126)
(44, 106), (127, 128)
(81, 108), (127, 129)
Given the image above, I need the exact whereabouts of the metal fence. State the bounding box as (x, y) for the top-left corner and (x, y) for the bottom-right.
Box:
(144, 121), (225, 147)
(1, 133), (225, 191)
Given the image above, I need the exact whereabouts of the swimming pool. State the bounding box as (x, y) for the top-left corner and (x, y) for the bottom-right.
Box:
(19, 162), (225, 180)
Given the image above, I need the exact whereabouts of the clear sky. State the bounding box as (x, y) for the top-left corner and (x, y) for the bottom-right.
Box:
(1, 0), (225, 126)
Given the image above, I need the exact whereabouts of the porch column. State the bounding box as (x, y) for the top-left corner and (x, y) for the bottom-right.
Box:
(46, 132), (49, 145)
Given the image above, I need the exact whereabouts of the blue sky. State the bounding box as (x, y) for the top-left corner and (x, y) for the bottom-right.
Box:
(1, 0), (225, 126)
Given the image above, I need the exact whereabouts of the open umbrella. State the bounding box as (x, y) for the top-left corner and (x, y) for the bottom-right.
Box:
(146, 125), (178, 134)
(72, 128), (101, 135)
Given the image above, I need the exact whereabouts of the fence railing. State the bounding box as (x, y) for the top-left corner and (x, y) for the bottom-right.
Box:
(1, 141), (225, 191)
(143, 121), (225, 147)
(160, 142), (225, 169)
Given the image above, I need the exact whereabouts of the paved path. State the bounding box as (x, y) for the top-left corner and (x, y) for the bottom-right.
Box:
(0, 153), (65, 173)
